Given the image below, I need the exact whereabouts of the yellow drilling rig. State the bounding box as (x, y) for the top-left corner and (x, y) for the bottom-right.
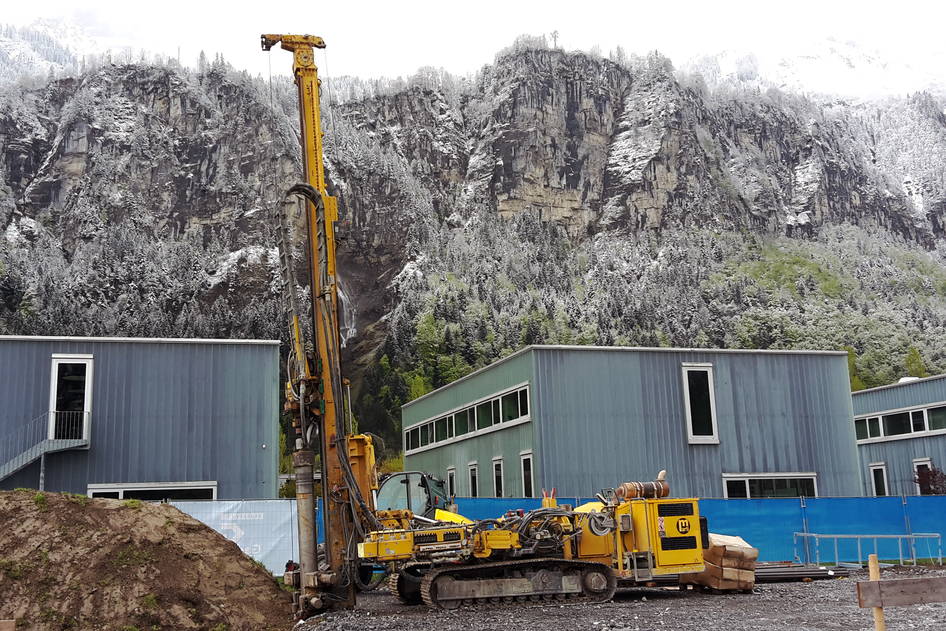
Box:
(260, 32), (380, 613)
(263, 33), (708, 616)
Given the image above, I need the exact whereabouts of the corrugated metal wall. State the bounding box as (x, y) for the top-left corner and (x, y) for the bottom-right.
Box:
(532, 347), (861, 498)
(852, 376), (946, 416)
(852, 376), (946, 496)
(0, 337), (279, 498)
(403, 349), (537, 496)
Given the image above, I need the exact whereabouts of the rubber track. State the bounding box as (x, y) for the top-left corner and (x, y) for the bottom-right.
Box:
(420, 558), (617, 610)
(391, 563), (428, 605)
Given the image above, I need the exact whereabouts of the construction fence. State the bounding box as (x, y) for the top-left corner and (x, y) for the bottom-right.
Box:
(172, 496), (946, 574)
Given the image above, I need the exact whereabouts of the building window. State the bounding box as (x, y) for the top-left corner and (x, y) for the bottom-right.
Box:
(723, 474), (817, 498)
(520, 452), (534, 498)
(468, 463), (478, 498)
(48, 355), (94, 440)
(406, 427), (420, 451)
(435, 417), (448, 441)
(929, 406), (946, 431)
(446, 467), (456, 498)
(869, 463), (888, 497)
(454, 409), (470, 435)
(883, 412), (911, 436)
(501, 391), (520, 422)
(86, 481), (217, 501)
(682, 364), (718, 444)
(492, 458), (504, 498)
(914, 458), (933, 495)
(476, 401), (494, 430)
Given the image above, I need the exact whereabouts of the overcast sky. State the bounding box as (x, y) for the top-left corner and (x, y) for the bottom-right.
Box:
(5, 0), (945, 80)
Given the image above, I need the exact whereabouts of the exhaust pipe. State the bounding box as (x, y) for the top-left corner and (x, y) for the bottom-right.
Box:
(614, 469), (670, 500)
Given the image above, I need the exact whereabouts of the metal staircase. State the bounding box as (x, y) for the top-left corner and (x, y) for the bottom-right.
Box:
(0, 412), (90, 482)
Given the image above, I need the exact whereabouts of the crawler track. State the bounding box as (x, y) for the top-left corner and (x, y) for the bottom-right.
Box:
(419, 558), (617, 610)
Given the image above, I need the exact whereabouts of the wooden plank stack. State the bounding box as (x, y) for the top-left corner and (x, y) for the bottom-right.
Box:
(680, 533), (758, 591)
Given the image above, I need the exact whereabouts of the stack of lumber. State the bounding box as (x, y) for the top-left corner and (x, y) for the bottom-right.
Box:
(680, 533), (758, 591)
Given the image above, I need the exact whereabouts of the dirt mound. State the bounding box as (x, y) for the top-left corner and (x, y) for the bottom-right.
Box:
(0, 490), (292, 630)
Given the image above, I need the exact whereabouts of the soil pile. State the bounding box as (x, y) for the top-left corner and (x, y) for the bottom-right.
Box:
(0, 490), (292, 630)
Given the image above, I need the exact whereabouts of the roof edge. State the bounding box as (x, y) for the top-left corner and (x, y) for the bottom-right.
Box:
(527, 344), (847, 356)
(0, 335), (280, 346)
(852, 372), (946, 395)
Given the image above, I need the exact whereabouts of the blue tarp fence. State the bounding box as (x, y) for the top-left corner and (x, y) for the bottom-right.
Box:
(173, 496), (946, 573)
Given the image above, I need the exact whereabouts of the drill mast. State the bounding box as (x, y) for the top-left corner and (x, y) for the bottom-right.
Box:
(261, 32), (355, 612)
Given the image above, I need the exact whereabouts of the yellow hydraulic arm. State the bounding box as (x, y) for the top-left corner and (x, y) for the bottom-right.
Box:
(262, 33), (375, 614)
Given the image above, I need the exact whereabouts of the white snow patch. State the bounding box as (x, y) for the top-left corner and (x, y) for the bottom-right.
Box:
(207, 246), (275, 288)
(4, 216), (37, 246)
(389, 256), (427, 289)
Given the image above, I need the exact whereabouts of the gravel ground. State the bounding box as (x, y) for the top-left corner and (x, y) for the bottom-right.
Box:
(297, 566), (946, 631)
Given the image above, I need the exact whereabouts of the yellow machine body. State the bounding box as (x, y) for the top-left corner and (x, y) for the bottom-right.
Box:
(574, 498), (704, 577)
(360, 496), (705, 580)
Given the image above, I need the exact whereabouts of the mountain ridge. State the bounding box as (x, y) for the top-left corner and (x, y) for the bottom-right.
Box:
(2, 41), (946, 449)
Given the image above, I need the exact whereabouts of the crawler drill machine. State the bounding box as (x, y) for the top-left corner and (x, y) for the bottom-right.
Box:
(359, 471), (708, 609)
(263, 31), (708, 615)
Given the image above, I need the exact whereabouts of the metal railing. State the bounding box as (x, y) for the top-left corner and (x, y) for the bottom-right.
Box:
(793, 532), (943, 567)
(48, 410), (90, 440)
(0, 411), (91, 482)
(0, 413), (49, 469)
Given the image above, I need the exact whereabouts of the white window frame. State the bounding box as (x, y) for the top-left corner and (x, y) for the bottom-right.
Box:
(446, 467), (456, 498)
(682, 363), (719, 444)
(855, 399), (946, 445)
(86, 480), (218, 500)
(492, 457), (504, 498)
(913, 458), (933, 495)
(403, 382), (531, 455)
(48, 354), (94, 440)
(721, 472), (819, 498)
(869, 463), (889, 497)
(520, 450), (534, 498)
(468, 462), (479, 498)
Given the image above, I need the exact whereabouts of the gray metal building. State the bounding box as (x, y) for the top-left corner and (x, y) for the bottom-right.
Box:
(852, 375), (946, 497)
(0, 336), (279, 499)
(403, 345), (861, 499)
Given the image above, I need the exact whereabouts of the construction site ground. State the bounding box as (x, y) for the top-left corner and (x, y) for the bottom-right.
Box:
(0, 490), (292, 630)
(300, 566), (946, 631)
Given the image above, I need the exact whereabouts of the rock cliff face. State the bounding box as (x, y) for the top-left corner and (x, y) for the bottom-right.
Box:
(3, 45), (946, 446)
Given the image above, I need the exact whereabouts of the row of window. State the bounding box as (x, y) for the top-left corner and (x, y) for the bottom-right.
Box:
(404, 387), (529, 452)
(869, 458), (935, 496)
(444, 453), (534, 498)
(724, 476), (817, 498)
(87, 481), (218, 500)
(856, 405), (946, 442)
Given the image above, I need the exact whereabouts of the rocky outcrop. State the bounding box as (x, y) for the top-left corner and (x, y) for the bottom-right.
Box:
(469, 50), (630, 234)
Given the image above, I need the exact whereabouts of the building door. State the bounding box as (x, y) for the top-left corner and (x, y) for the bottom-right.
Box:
(914, 458), (933, 495)
(870, 464), (888, 497)
(48, 356), (93, 440)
